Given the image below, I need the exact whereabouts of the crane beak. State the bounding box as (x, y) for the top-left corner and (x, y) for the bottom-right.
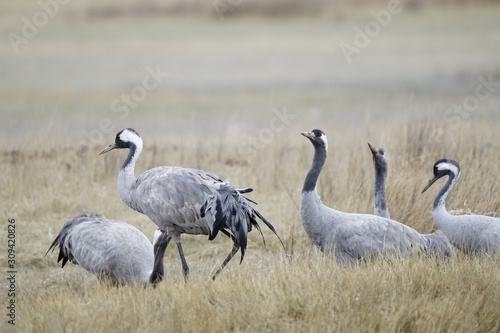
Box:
(421, 176), (439, 194)
(367, 142), (377, 155)
(99, 143), (117, 155)
(300, 131), (314, 140)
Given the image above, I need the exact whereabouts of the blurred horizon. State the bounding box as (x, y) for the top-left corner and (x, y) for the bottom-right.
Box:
(1, 0), (499, 136)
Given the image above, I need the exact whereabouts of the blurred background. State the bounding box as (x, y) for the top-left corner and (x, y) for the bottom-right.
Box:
(2, 4), (500, 330)
(1, 0), (499, 143)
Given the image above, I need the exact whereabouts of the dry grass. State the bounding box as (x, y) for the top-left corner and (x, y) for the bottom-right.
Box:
(2, 109), (500, 332)
(2, 2), (500, 332)
(19, 256), (500, 332)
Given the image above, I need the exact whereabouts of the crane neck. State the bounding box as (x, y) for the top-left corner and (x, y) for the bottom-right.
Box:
(373, 159), (390, 218)
(121, 141), (142, 172)
(433, 170), (459, 214)
(302, 143), (327, 193)
(118, 142), (142, 205)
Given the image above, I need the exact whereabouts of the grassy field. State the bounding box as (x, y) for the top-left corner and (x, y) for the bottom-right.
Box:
(2, 1), (500, 332)
(4, 111), (500, 332)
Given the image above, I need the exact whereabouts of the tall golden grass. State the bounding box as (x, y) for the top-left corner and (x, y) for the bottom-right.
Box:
(2, 107), (500, 332)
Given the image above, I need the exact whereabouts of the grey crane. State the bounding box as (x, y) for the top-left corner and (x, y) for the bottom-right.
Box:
(367, 143), (390, 219)
(99, 128), (282, 280)
(422, 159), (500, 255)
(368, 143), (455, 257)
(300, 129), (427, 263)
(46, 213), (170, 286)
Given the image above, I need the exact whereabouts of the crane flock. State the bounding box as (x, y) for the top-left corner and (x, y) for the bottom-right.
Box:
(46, 126), (499, 286)
(300, 130), (426, 263)
(368, 142), (455, 258)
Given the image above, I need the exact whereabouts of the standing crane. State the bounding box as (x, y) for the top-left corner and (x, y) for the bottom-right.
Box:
(99, 128), (282, 280)
(300, 129), (426, 263)
(368, 143), (454, 257)
(422, 159), (500, 255)
(46, 212), (170, 286)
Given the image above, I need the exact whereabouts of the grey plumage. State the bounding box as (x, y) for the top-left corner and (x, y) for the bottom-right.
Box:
(46, 213), (168, 285)
(300, 130), (427, 264)
(422, 159), (500, 255)
(368, 143), (455, 258)
(100, 128), (281, 280)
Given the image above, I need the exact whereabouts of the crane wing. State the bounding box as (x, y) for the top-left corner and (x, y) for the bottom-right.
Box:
(131, 167), (225, 234)
(325, 213), (425, 261)
(46, 213), (154, 283)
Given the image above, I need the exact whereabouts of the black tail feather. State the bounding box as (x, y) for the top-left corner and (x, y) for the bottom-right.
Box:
(46, 213), (94, 268)
(207, 186), (283, 274)
(252, 208), (284, 249)
(45, 238), (59, 257)
(208, 197), (225, 241)
(46, 230), (71, 268)
(237, 187), (253, 194)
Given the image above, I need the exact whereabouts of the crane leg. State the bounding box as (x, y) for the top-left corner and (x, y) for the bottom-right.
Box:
(150, 233), (172, 285)
(212, 229), (240, 280)
(174, 240), (190, 282)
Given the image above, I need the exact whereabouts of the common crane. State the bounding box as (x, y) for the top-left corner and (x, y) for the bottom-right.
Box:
(368, 143), (454, 257)
(300, 129), (426, 263)
(46, 212), (170, 285)
(422, 159), (500, 255)
(99, 128), (282, 280)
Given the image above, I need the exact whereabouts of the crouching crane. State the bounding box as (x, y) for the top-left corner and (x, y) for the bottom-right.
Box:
(46, 212), (170, 286)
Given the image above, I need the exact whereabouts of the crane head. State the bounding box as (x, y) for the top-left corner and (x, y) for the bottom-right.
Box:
(368, 142), (388, 169)
(368, 142), (385, 157)
(99, 128), (142, 155)
(301, 129), (328, 151)
(422, 159), (460, 193)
